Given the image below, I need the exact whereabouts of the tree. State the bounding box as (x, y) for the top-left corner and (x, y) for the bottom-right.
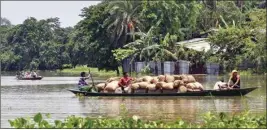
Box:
(104, 0), (142, 48)
(1, 17), (71, 70)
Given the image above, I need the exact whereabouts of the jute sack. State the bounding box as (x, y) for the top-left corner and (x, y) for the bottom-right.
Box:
(178, 85), (187, 93)
(193, 88), (202, 92)
(106, 77), (120, 83)
(131, 83), (140, 90)
(147, 84), (157, 91)
(142, 76), (153, 83)
(155, 82), (164, 89)
(173, 75), (182, 80)
(96, 83), (106, 91)
(194, 82), (204, 90)
(173, 80), (184, 88)
(165, 75), (175, 83)
(158, 75), (165, 82)
(105, 81), (119, 91)
(162, 82), (174, 90)
(181, 75), (196, 83)
(138, 82), (149, 89)
(187, 88), (194, 92)
(186, 82), (204, 90)
(151, 77), (159, 84)
(136, 78), (143, 82)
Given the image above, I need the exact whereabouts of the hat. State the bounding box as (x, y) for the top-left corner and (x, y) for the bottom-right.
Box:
(232, 70), (238, 73)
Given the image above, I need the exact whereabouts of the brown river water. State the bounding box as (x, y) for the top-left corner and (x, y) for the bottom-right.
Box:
(1, 73), (266, 128)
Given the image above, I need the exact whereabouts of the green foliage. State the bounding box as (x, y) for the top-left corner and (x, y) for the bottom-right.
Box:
(112, 49), (136, 62)
(58, 66), (123, 78)
(8, 111), (266, 128)
(1, 1), (266, 74)
(207, 26), (253, 72)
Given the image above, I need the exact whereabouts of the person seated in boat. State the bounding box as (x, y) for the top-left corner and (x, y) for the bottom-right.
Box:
(118, 72), (133, 93)
(31, 71), (38, 78)
(25, 72), (31, 78)
(228, 70), (241, 89)
(78, 72), (90, 91)
(213, 78), (228, 90)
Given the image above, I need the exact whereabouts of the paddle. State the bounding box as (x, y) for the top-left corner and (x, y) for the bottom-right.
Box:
(88, 68), (96, 92)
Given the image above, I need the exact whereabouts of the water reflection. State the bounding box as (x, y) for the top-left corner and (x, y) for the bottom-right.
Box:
(76, 96), (265, 122)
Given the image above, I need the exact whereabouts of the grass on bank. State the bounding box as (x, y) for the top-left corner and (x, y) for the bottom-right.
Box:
(8, 111), (266, 129)
(57, 65), (122, 78)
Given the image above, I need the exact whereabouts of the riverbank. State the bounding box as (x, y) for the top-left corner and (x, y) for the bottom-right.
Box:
(56, 66), (122, 77)
(8, 111), (266, 128)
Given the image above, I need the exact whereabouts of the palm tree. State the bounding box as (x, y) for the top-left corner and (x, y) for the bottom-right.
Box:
(104, 0), (142, 48)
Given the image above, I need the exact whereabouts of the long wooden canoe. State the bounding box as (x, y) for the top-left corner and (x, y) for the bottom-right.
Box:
(68, 87), (259, 97)
(16, 76), (43, 80)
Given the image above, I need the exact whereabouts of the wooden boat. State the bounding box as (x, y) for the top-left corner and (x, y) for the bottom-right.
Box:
(68, 87), (259, 97)
(16, 76), (43, 80)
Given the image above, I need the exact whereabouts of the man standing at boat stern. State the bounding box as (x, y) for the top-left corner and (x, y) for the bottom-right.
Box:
(228, 70), (241, 89)
(118, 72), (133, 93)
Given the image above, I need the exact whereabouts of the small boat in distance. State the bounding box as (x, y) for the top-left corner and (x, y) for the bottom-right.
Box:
(16, 71), (43, 80)
(16, 76), (43, 80)
(68, 87), (259, 97)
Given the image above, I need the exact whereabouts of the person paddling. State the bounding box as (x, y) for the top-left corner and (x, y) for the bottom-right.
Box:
(118, 72), (133, 93)
(228, 70), (241, 89)
(78, 72), (90, 91)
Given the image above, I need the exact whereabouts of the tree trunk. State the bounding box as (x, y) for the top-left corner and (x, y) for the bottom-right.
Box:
(116, 67), (120, 76)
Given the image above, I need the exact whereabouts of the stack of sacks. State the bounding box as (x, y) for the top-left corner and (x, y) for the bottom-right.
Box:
(94, 74), (204, 94)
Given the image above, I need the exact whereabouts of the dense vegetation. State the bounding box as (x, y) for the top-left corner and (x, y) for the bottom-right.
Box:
(0, 0), (266, 74)
(8, 111), (266, 128)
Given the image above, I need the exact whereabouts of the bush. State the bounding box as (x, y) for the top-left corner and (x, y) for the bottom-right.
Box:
(8, 111), (266, 128)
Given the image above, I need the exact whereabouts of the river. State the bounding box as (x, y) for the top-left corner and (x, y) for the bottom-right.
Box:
(1, 73), (266, 128)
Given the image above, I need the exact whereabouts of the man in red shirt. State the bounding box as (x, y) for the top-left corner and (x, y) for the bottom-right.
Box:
(118, 72), (133, 93)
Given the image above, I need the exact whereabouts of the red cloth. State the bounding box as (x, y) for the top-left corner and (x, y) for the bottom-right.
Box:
(118, 77), (132, 87)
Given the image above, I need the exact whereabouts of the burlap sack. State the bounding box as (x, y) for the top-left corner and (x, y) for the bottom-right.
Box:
(181, 75), (196, 83)
(173, 80), (184, 88)
(155, 82), (164, 89)
(186, 82), (204, 90)
(105, 81), (119, 91)
(147, 84), (157, 91)
(187, 88), (194, 92)
(178, 85), (187, 93)
(149, 77), (158, 84)
(131, 83), (140, 90)
(158, 75), (165, 82)
(138, 82), (149, 89)
(142, 76), (153, 83)
(194, 82), (204, 90)
(173, 75), (182, 80)
(162, 82), (174, 90)
(165, 75), (175, 83)
(136, 78), (143, 82)
(96, 83), (106, 91)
